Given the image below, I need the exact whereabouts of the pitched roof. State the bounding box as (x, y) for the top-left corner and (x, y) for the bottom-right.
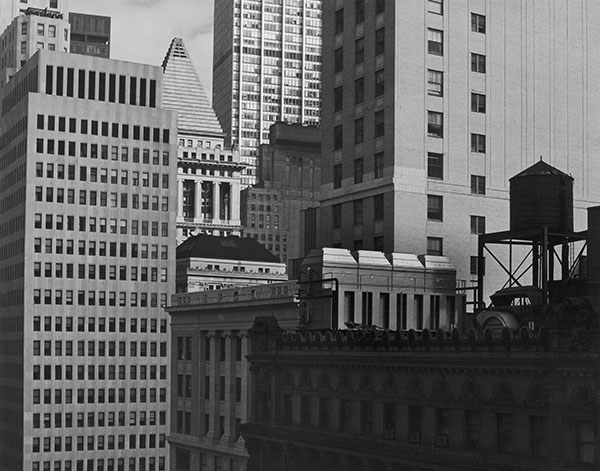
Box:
(177, 234), (281, 263)
(511, 160), (572, 180)
(161, 37), (223, 136)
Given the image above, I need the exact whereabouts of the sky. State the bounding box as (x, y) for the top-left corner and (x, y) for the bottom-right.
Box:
(75, 0), (215, 100)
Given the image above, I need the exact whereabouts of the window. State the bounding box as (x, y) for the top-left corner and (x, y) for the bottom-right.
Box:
(360, 401), (372, 434)
(428, 0), (443, 13)
(529, 416), (547, 458)
(471, 175), (486, 195)
(428, 153), (443, 179)
(333, 164), (342, 189)
(465, 411), (481, 451)
(576, 420), (595, 464)
(334, 86), (343, 112)
(355, 0), (364, 24)
(471, 93), (486, 113)
(427, 70), (443, 96)
(354, 118), (364, 144)
(353, 158), (363, 183)
(408, 406), (422, 441)
(428, 111), (443, 138)
(471, 53), (486, 73)
(355, 77), (364, 104)
(332, 204), (342, 229)
(375, 28), (385, 55)
(427, 195), (443, 221)
(374, 110), (384, 138)
(355, 37), (364, 64)
(471, 13), (486, 33)
(333, 125), (343, 150)
(375, 0), (385, 14)
(428, 29), (443, 55)
(470, 216), (486, 234)
(334, 8), (344, 35)
(471, 133), (486, 153)
(374, 152), (384, 179)
(37, 24), (44, 36)
(497, 414), (512, 454)
(427, 237), (443, 256)
(435, 408), (450, 446)
(334, 47), (343, 73)
(374, 194), (384, 221)
(353, 199), (363, 225)
(375, 69), (385, 97)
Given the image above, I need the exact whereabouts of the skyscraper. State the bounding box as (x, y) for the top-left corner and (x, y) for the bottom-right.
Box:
(212, 0), (322, 187)
(162, 37), (244, 243)
(0, 48), (177, 470)
(319, 0), (600, 296)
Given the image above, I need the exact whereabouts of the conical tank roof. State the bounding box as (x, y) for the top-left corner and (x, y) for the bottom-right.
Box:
(162, 37), (223, 136)
(510, 160), (573, 180)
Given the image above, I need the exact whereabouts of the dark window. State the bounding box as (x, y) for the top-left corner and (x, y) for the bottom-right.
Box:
(66, 68), (74, 96)
(355, 77), (364, 104)
(335, 8), (344, 35)
(98, 72), (106, 100)
(140, 79), (147, 106)
(334, 47), (343, 73)
(374, 194), (384, 221)
(374, 152), (384, 179)
(470, 215), (485, 234)
(428, 152), (443, 179)
(374, 110), (384, 137)
(376, 0), (385, 15)
(353, 199), (363, 225)
(428, 29), (443, 55)
(118, 75), (126, 103)
(428, 111), (443, 138)
(130, 77), (137, 105)
(470, 256), (485, 276)
(471, 13), (486, 33)
(334, 86), (343, 112)
(149, 79), (157, 107)
(108, 74), (116, 102)
(471, 93), (486, 112)
(427, 237), (443, 256)
(354, 118), (364, 144)
(471, 53), (486, 73)
(465, 411), (481, 451)
(333, 164), (342, 189)
(428, 0), (443, 14)
(353, 158), (363, 183)
(375, 69), (385, 97)
(408, 406), (422, 441)
(576, 420), (595, 464)
(333, 125), (343, 150)
(427, 195), (443, 221)
(375, 28), (385, 55)
(471, 133), (486, 152)
(355, 37), (364, 64)
(435, 408), (450, 447)
(355, 0), (364, 24)
(427, 69), (443, 96)
(88, 71), (96, 100)
(78, 69), (85, 98)
(360, 401), (372, 434)
(333, 204), (342, 229)
(497, 414), (512, 454)
(45, 65), (53, 94)
(471, 175), (486, 195)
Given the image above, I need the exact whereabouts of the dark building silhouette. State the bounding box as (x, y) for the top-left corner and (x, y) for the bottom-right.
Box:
(68, 12), (110, 58)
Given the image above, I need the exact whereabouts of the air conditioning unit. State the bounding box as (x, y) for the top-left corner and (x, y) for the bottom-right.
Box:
(384, 429), (395, 440)
(436, 435), (449, 447)
(408, 432), (421, 443)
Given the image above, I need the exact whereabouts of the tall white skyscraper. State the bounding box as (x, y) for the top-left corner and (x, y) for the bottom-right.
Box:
(212, 0), (322, 187)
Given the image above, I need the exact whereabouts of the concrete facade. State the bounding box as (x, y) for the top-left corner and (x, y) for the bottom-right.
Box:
(68, 12), (110, 58)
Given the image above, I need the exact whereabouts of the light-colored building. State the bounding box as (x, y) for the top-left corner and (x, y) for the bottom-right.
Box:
(241, 122), (321, 264)
(162, 37), (244, 244)
(0, 49), (177, 471)
(212, 0), (322, 187)
(319, 0), (600, 302)
(168, 282), (300, 471)
(0, 0), (69, 32)
(175, 234), (287, 293)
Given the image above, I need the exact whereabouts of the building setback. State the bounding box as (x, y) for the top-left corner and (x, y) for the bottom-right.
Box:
(241, 122), (320, 264)
(318, 0), (600, 300)
(68, 12), (110, 58)
(162, 37), (244, 244)
(212, 0), (322, 187)
(0, 49), (177, 470)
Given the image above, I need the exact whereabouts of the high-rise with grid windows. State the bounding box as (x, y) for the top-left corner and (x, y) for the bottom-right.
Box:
(212, 0), (322, 187)
(319, 0), (600, 300)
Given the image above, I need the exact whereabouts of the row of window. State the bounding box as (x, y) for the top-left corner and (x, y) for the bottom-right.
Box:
(33, 387), (167, 405)
(32, 457), (165, 471)
(34, 238), (168, 257)
(33, 339), (167, 358)
(34, 316), (167, 334)
(176, 335), (243, 363)
(332, 194), (384, 229)
(33, 433), (166, 452)
(33, 410), (166, 430)
(36, 162), (169, 185)
(34, 217), (169, 238)
(34, 364), (166, 382)
(33, 290), (167, 308)
(333, 110), (384, 150)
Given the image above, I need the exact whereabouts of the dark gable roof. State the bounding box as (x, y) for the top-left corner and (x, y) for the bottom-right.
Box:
(177, 234), (280, 263)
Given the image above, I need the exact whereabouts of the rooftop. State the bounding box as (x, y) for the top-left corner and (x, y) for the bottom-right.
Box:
(177, 234), (281, 263)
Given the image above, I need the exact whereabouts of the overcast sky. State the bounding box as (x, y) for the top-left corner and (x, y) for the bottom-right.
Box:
(76, 0), (215, 100)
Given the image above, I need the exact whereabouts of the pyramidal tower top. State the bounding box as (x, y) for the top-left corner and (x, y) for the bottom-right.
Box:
(162, 37), (223, 137)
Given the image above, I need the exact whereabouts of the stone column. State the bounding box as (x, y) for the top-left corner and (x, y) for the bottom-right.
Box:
(194, 180), (203, 220)
(213, 182), (221, 222)
(230, 180), (241, 225)
(177, 178), (184, 217)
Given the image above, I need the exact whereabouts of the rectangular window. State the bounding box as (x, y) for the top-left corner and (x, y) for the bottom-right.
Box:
(427, 237), (443, 256)
(428, 29), (443, 55)
(428, 0), (443, 14)
(435, 408), (450, 446)
(354, 118), (364, 144)
(470, 256), (485, 276)
(375, 28), (385, 55)
(576, 420), (595, 464)
(472, 13), (486, 33)
(427, 111), (443, 138)
(470, 215), (486, 234)
(374, 110), (384, 137)
(333, 164), (342, 189)
(375, 69), (385, 97)
(471, 133), (486, 153)
(374, 194), (384, 221)
(408, 406), (422, 441)
(335, 8), (344, 35)
(360, 401), (372, 434)
(353, 199), (363, 225)
(497, 414), (512, 454)
(355, 77), (364, 104)
(334, 47), (343, 73)
(471, 175), (486, 195)
(374, 152), (384, 179)
(355, 37), (364, 64)
(427, 152), (443, 179)
(427, 69), (443, 96)
(334, 86), (343, 112)
(471, 53), (486, 73)
(375, 0), (385, 14)
(471, 93), (486, 113)
(427, 195), (443, 221)
(465, 411), (481, 451)
(355, 0), (364, 23)
(332, 204), (342, 229)
(333, 125), (343, 150)
(353, 158), (363, 183)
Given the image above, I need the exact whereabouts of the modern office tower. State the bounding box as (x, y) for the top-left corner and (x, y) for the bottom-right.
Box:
(212, 0), (322, 187)
(0, 49), (177, 471)
(162, 37), (244, 243)
(240, 122), (320, 264)
(0, 7), (70, 85)
(68, 12), (110, 58)
(319, 0), (600, 299)
(0, 0), (68, 32)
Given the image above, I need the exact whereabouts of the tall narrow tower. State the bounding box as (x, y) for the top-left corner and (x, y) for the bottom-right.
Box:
(212, 0), (322, 187)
